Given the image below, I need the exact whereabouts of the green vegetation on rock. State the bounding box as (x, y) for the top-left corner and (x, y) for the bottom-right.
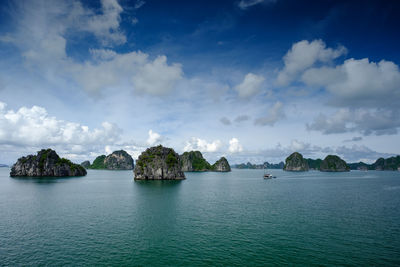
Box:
(320, 155), (350, 172)
(284, 152), (309, 171)
(90, 155), (106, 169)
(134, 145), (185, 180)
(180, 151), (211, 171)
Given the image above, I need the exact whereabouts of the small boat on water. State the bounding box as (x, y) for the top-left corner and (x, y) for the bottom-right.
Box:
(263, 171), (277, 179)
(263, 166), (277, 179)
(264, 173), (273, 179)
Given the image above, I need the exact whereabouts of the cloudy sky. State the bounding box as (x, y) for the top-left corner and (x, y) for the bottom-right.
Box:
(1, 0), (400, 165)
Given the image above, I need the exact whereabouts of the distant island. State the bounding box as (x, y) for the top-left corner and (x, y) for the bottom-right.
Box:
(348, 156), (400, 171)
(134, 145), (185, 180)
(85, 150), (134, 170)
(180, 151), (231, 172)
(0, 164), (8, 168)
(10, 149), (86, 177)
(232, 162), (284, 169)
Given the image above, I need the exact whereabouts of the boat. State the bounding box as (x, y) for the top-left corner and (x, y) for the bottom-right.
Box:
(264, 173), (273, 179)
(263, 168), (277, 179)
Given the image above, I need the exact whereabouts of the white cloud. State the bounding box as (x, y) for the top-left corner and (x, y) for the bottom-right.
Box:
(184, 137), (222, 153)
(277, 39), (347, 86)
(147, 130), (162, 146)
(82, 0), (126, 46)
(307, 108), (400, 136)
(132, 55), (183, 96)
(0, 101), (120, 148)
(234, 73), (265, 98)
(238, 0), (275, 10)
(302, 58), (400, 108)
(1, 0), (183, 96)
(134, 0), (146, 9)
(254, 101), (285, 126)
(229, 138), (243, 153)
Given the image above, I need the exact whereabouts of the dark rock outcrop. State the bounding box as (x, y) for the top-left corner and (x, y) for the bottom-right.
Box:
(319, 155), (350, 172)
(180, 151), (211, 172)
(10, 149), (86, 177)
(212, 157), (231, 172)
(89, 150), (134, 170)
(134, 145), (185, 180)
(284, 152), (309, 171)
(372, 156), (400, 171)
(80, 160), (91, 169)
(307, 158), (322, 170)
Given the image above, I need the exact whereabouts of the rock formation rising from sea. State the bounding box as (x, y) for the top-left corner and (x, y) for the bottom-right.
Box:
(212, 157), (231, 172)
(89, 150), (134, 170)
(10, 149), (86, 177)
(320, 155), (350, 172)
(180, 151), (231, 172)
(134, 145), (185, 180)
(180, 151), (211, 171)
(283, 152), (309, 171)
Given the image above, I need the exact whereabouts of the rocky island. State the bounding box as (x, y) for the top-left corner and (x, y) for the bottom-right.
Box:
(89, 150), (134, 170)
(134, 145), (185, 180)
(80, 160), (91, 168)
(180, 151), (211, 171)
(320, 155), (350, 172)
(283, 152), (309, 171)
(10, 149), (86, 177)
(180, 151), (231, 172)
(212, 157), (231, 172)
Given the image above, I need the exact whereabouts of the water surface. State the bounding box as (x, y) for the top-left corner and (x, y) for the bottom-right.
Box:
(1, 168), (399, 266)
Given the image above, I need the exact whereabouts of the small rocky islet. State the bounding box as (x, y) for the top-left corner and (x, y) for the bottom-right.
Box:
(180, 150), (231, 172)
(283, 152), (349, 172)
(134, 145), (185, 180)
(87, 150), (134, 170)
(10, 149), (86, 177)
(283, 152), (309, 171)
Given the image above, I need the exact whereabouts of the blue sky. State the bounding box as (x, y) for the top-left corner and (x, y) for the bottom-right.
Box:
(0, 0), (400, 165)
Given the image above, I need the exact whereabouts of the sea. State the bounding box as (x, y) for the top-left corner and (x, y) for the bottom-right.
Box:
(1, 168), (399, 266)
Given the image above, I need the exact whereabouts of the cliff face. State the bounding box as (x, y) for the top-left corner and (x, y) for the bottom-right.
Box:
(284, 152), (309, 171)
(104, 150), (134, 170)
(80, 160), (91, 169)
(212, 157), (231, 172)
(10, 149), (86, 177)
(372, 156), (400, 171)
(90, 150), (134, 170)
(180, 151), (211, 171)
(319, 155), (350, 172)
(134, 145), (185, 180)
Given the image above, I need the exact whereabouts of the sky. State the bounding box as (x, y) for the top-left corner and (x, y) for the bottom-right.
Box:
(0, 0), (400, 165)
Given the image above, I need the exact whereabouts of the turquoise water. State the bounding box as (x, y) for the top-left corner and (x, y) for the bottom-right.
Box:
(0, 168), (400, 266)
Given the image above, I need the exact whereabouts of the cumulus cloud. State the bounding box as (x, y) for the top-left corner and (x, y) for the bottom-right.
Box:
(2, 0), (183, 96)
(277, 39), (347, 86)
(132, 55), (183, 95)
(254, 101), (285, 126)
(220, 117), (231, 125)
(228, 138), (243, 153)
(234, 73), (265, 98)
(0, 101), (120, 150)
(307, 108), (400, 136)
(80, 0), (126, 46)
(184, 137), (222, 153)
(302, 58), (400, 108)
(146, 130), (162, 145)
